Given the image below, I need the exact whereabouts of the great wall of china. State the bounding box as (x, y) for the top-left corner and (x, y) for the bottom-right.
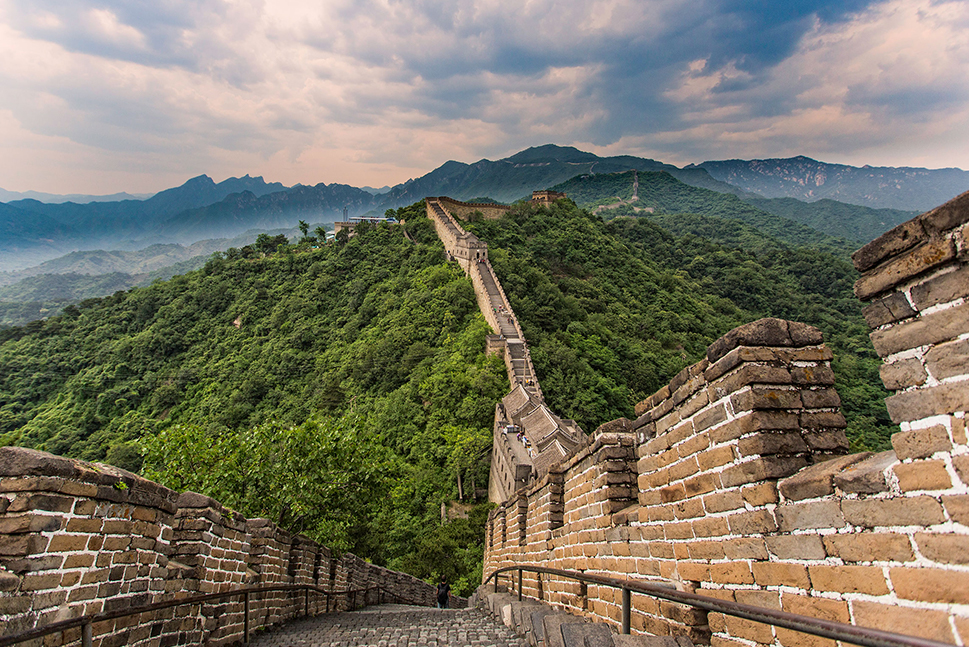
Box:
(1, 189), (968, 645)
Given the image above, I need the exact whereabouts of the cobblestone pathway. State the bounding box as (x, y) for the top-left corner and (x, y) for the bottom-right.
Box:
(247, 604), (528, 647)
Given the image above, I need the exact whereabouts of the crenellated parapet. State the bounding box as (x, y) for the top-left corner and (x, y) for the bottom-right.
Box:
(482, 189), (969, 646)
(0, 447), (460, 645)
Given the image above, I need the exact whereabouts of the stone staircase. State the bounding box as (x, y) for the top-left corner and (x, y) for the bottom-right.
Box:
(470, 587), (695, 647)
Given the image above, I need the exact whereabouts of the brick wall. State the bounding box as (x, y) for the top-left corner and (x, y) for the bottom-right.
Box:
(0, 447), (459, 646)
(484, 309), (969, 644)
(435, 196), (512, 221)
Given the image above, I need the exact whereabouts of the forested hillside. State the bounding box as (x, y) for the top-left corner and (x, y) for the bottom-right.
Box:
(0, 195), (897, 593)
(549, 171), (858, 256)
(0, 201), (503, 594)
(465, 200), (893, 452)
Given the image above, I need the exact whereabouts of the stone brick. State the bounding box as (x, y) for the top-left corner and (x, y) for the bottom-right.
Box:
(890, 567), (969, 604)
(710, 562), (753, 585)
(872, 301), (969, 357)
(924, 337), (969, 380)
(696, 445), (737, 471)
(779, 453), (870, 501)
(955, 454), (969, 485)
(720, 456), (809, 488)
(706, 319), (823, 363)
(892, 426), (953, 459)
(777, 500), (845, 532)
(914, 532), (969, 564)
(765, 534), (826, 560)
(702, 490), (744, 514)
(776, 597), (848, 647)
(852, 601), (954, 643)
(842, 496), (946, 527)
(855, 237), (956, 301)
(800, 388), (841, 409)
(711, 411), (800, 445)
(822, 532), (914, 563)
(0, 513), (63, 534)
(852, 218), (924, 274)
(879, 358), (927, 390)
(0, 533), (48, 556)
(886, 381), (969, 423)
(741, 481), (779, 506)
(751, 562), (810, 588)
(943, 494), (969, 524)
(722, 537), (769, 560)
(727, 509), (777, 535)
(738, 431), (808, 457)
(862, 292), (916, 328)
(893, 460), (952, 491)
(47, 534), (91, 553)
(921, 190), (969, 235)
(911, 263), (969, 309)
(791, 365), (835, 386)
(798, 411), (847, 430)
(693, 404), (727, 433)
(808, 565), (890, 595)
(833, 450), (896, 494)
(7, 494), (73, 513)
(731, 386), (802, 411)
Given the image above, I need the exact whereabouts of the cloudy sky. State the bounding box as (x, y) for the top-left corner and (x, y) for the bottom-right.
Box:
(0, 0), (966, 195)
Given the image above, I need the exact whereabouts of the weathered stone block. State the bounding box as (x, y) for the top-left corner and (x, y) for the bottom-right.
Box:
(778, 452), (870, 501)
(833, 450), (897, 494)
(893, 460), (952, 491)
(886, 382), (969, 423)
(879, 357), (928, 390)
(924, 338), (969, 380)
(800, 387), (842, 409)
(911, 264), (969, 309)
(777, 500), (845, 531)
(872, 301), (969, 357)
(706, 318), (822, 363)
(738, 431), (809, 457)
(765, 534), (826, 560)
(891, 567), (969, 605)
(855, 238), (956, 300)
(862, 292), (917, 328)
(842, 496), (945, 527)
(822, 532), (914, 563)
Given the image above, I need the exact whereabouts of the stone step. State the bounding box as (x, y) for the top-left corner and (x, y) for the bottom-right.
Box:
(477, 590), (695, 647)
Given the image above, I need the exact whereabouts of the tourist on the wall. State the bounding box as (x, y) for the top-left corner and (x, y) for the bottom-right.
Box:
(437, 577), (450, 609)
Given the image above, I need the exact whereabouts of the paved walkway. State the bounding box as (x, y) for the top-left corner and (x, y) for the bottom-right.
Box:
(247, 605), (528, 647)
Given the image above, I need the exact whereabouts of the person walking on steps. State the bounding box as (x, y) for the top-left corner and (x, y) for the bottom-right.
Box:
(437, 577), (450, 609)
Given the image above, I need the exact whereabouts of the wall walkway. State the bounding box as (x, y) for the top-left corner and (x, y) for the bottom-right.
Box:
(0, 447), (461, 646)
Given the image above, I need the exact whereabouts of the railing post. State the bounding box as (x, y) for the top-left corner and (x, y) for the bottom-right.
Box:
(621, 587), (631, 635)
(81, 621), (92, 647)
(244, 591), (250, 645)
(518, 569), (523, 601)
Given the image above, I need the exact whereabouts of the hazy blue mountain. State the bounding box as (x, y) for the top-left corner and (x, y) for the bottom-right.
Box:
(693, 156), (969, 211)
(160, 183), (375, 242)
(0, 188), (153, 203)
(0, 175), (291, 270)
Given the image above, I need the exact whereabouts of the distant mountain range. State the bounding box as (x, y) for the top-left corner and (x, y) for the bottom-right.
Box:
(1, 145), (965, 276)
(0, 188), (154, 203)
(691, 156), (968, 211)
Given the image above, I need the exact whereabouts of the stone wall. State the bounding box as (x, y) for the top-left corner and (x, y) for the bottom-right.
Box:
(483, 312), (969, 645)
(0, 447), (459, 646)
(435, 196), (512, 221)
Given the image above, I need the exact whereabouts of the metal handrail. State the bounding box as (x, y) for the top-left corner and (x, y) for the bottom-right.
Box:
(0, 583), (415, 647)
(483, 565), (953, 647)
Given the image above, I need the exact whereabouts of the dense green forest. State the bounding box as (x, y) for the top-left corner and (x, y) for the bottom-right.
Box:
(550, 171), (859, 256)
(0, 193), (896, 593)
(465, 199), (894, 452)
(0, 201), (502, 594)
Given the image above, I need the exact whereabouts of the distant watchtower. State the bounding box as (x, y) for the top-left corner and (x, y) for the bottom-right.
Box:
(531, 190), (566, 205)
